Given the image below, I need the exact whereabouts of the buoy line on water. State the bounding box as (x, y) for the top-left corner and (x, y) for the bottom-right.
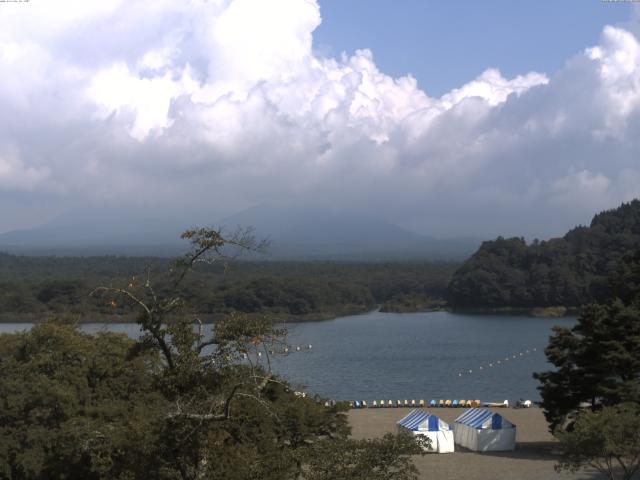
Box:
(456, 347), (540, 377)
(240, 344), (313, 359)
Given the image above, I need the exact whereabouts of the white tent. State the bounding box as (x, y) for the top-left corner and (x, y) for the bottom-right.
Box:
(453, 408), (516, 452)
(397, 409), (454, 453)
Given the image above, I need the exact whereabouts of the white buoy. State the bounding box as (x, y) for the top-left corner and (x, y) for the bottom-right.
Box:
(489, 363), (493, 367)
(308, 344), (312, 349)
(296, 346), (301, 351)
(479, 366), (483, 370)
(458, 373), (462, 377)
(468, 369), (472, 374)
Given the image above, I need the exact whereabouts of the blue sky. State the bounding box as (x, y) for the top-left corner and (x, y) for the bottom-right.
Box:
(315, 0), (633, 95)
(0, 0), (639, 239)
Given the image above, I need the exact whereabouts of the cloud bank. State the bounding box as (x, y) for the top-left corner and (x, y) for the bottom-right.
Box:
(0, 0), (639, 238)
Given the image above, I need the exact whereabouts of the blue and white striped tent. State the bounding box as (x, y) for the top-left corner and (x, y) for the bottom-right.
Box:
(397, 409), (451, 431)
(397, 410), (454, 453)
(453, 408), (516, 451)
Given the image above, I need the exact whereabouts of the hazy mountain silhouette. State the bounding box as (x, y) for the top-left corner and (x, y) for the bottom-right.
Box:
(0, 205), (479, 260)
(0, 210), (189, 256)
(219, 204), (479, 260)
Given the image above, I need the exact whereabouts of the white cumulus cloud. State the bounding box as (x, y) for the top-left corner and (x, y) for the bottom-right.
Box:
(0, 0), (639, 238)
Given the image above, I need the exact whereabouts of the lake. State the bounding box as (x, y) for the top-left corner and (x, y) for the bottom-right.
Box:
(0, 311), (575, 405)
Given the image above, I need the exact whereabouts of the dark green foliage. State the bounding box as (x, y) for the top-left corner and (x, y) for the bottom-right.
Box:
(555, 403), (640, 480)
(449, 200), (640, 308)
(534, 251), (640, 431)
(379, 293), (446, 313)
(304, 433), (426, 480)
(0, 322), (165, 479)
(0, 227), (424, 479)
(0, 321), (353, 479)
(208, 277), (375, 315)
(0, 253), (457, 320)
(0, 281), (39, 313)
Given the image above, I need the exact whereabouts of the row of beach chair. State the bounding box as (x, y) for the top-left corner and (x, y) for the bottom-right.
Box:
(349, 399), (482, 409)
(440, 399), (481, 408)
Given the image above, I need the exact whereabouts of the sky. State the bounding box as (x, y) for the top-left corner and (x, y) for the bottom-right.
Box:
(1, 0), (640, 239)
(314, 1), (633, 96)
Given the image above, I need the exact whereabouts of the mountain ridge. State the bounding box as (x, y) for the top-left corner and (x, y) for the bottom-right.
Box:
(0, 204), (479, 260)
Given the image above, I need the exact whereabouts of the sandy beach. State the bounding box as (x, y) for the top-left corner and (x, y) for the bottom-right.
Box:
(348, 407), (606, 480)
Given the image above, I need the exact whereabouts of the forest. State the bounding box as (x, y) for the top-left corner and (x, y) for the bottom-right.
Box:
(447, 200), (640, 309)
(0, 254), (456, 322)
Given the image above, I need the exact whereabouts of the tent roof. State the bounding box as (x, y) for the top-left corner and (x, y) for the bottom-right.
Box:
(397, 409), (450, 431)
(454, 408), (514, 430)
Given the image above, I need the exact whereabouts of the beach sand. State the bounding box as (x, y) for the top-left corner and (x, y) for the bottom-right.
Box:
(348, 407), (605, 480)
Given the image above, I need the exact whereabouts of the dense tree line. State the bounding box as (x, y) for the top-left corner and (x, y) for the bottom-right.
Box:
(0, 255), (456, 321)
(448, 200), (640, 309)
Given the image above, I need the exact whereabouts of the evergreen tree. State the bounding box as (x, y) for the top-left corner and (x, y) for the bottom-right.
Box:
(555, 403), (640, 480)
(534, 251), (640, 431)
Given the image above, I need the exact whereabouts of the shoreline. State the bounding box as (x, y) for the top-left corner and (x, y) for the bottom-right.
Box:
(0, 304), (579, 325)
(448, 305), (579, 317)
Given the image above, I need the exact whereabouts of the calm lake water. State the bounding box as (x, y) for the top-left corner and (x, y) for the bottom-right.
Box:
(0, 311), (575, 404)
